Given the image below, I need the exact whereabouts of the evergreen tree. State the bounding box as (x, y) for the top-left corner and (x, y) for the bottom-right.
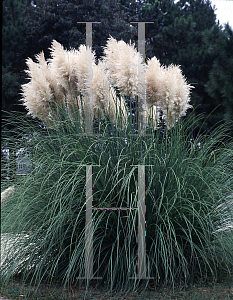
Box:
(22, 0), (135, 59)
(204, 23), (233, 122)
(2, 0), (32, 112)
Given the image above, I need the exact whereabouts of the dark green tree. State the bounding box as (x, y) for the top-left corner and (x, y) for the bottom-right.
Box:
(19, 0), (136, 60)
(2, 0), (32, 112)
(204, 23), (233, 122)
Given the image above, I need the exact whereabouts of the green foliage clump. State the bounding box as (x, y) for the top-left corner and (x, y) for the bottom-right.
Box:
(1, 109), (233, 293)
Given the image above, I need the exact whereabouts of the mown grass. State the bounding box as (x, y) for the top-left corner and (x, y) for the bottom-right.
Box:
(0, 275), (232, 299)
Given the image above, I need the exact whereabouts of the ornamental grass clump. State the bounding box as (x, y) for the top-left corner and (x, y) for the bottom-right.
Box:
(1, 112), (233, 294)
(1, 37), (233, 297)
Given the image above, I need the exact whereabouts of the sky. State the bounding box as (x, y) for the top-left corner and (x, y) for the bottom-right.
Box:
(210, 0), (233, 28)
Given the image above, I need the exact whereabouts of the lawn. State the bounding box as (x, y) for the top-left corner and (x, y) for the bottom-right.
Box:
(0, 275), (233, 300)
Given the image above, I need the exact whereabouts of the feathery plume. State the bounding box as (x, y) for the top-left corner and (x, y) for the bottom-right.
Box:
(49, 40), (95, 97)
(92, 60), (128, 127)
(162, 64), (193, 128)
(92, 61), (110, 113)
(146, 57), (166, 107)
(103, 36), (144, 98)
(21, 41), (96, 124)
(21, 55), (54, 124)
(75, 44), (95, 95)
(35, 51), (62, 104)
(146, 58), (192, 128)
(21, 39), (192, 130)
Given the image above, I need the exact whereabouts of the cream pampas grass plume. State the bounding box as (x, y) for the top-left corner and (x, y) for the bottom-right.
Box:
(21, 53), (55, 124)
(92, 61), (111, 115)
(48, 40), (95, 97)
(21, 40), (128, 128)
(22, 41), (97, 124)
(162, 65), (193, 128)
(146, 57), (166, 107)
(103, 36), (145, 98)
(145, 57), (193, 128)
(92, 61), (128, 126)
(21, 39), (192, 130)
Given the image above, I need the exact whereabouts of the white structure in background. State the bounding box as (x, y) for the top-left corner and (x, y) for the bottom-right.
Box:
(1, 148), (32, 177)
(16, 149), (32, 175)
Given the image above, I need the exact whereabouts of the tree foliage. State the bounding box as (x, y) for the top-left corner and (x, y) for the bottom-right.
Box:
(2, 0), (32, 112)
(204, 23), (233, 122)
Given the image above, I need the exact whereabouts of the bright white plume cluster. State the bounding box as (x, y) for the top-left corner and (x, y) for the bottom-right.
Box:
(103, 36), (145, 98)
(21, 40), (128, 127)
(146, 57), (193, 128)
(21, 37), (193, 129)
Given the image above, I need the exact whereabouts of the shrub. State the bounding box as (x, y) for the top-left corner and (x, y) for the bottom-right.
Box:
(1, 38), (232, 295)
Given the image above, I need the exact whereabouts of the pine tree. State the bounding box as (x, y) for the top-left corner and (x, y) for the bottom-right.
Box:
(2, 0), (32, 112)
(204, 23), (233, 122)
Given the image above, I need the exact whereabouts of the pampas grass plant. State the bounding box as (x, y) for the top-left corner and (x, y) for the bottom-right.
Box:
(1, 38), (233, 297)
